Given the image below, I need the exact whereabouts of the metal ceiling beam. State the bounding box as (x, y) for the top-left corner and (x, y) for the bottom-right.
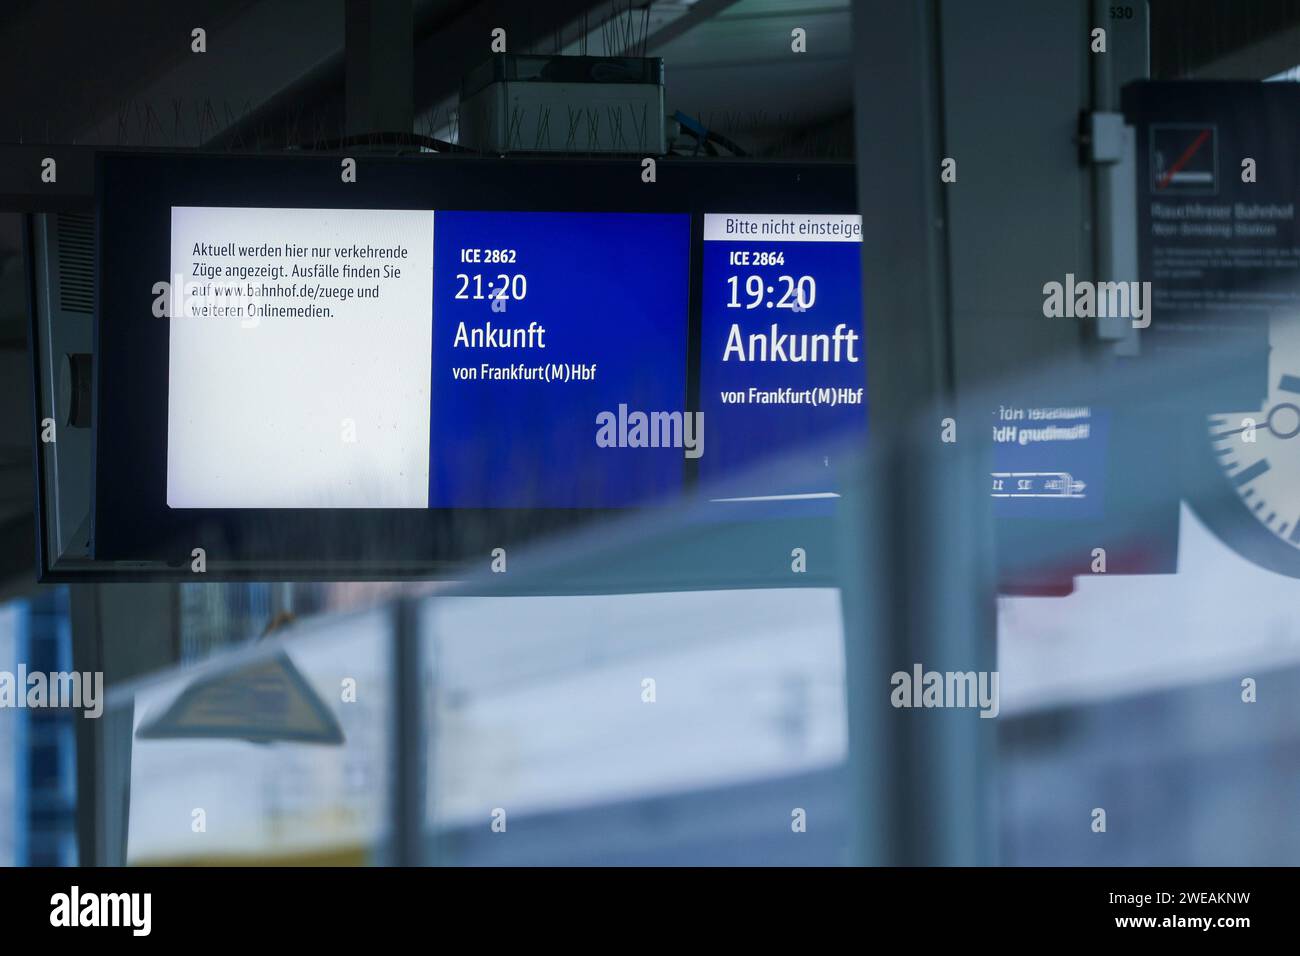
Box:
(209, 0), (608, 150)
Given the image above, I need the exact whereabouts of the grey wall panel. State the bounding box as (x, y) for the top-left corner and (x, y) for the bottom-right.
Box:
(940, 0), (1095, 390)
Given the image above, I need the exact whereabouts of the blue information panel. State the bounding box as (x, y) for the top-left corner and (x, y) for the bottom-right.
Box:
(990, 404), (1110, 520)
(698, 213), (866, 500)
(429, 211), (691, 507)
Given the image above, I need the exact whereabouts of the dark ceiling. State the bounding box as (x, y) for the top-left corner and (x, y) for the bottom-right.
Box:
(1150, 0), (1300, 77)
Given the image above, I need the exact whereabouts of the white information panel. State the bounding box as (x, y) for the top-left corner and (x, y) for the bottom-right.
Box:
(166, 207), (434, 509)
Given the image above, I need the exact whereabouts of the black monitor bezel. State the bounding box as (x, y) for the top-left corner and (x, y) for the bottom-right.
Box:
(92, 151), (859, 571)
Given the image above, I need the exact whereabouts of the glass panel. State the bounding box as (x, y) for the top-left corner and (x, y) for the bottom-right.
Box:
(978, 321), (1300, 865)
(421, 587), (848, 865)
(0, 591), (77, 867)
(117, 605), (393, 865)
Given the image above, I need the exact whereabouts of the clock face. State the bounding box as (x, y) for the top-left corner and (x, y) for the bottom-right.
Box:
(1206, 318), (1300, 558)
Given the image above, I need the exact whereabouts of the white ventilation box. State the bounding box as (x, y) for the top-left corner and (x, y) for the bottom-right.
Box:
(459, 54), (666, 154)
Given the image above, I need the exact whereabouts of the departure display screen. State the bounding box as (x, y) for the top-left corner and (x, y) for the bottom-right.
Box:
(698, 213), (865, 500)
(166, 206), (863, 510)
(167, 207), (691, 509)
(92, 153), (860, 564)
